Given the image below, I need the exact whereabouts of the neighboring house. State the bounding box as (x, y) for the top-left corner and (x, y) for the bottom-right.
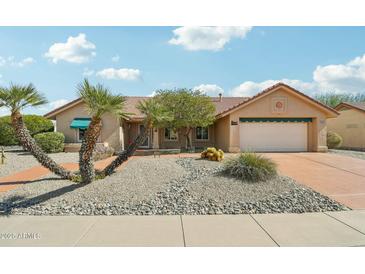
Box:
(44, 83), (338, 152)
(327, 102), (365, 150)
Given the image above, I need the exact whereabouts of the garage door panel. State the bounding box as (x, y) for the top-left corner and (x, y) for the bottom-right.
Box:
(239, 122), (308, 152)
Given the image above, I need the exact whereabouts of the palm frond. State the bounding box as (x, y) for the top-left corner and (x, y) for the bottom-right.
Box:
(0, 83), (48, 113)
(77, 79), (130, 119)
(137, 97), (173, 128)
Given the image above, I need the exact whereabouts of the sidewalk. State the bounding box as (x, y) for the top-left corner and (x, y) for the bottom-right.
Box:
(1, 210), (365, 247)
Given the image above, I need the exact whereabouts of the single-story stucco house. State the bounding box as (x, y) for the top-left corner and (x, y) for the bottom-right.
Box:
(327, 102), (365, 150)
(44, 83), (338, 153)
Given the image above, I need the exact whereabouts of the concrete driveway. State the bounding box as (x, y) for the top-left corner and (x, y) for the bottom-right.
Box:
(265, 152), (365, 209)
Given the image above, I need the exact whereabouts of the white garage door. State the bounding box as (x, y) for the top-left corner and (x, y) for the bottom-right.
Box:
(239, 122), (308, 152)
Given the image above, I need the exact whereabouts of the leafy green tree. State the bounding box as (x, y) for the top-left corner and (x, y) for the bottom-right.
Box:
(314, 92), (365, 108)
(0, 115), (53, 145)
(154, 88), (216, 149)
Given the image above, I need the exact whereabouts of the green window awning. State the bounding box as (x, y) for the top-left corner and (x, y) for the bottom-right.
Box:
(70, 118), (91, 129)
(239, 117), (312, 123)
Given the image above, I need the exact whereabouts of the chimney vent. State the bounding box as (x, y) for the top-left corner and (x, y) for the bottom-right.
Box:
(218, 93), (223, 102)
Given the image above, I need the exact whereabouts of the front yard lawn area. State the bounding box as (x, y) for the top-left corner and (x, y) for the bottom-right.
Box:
(0, 153), (348, 215)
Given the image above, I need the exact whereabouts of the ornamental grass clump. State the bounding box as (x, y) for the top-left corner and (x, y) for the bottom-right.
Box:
(201, 147), (224, 161)
(223, 152), (277, 182)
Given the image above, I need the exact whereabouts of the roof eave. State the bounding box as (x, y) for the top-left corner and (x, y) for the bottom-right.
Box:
(216, 83), (339, 119)
(335, 102), (365, 114)
(44, 98), (83, 119)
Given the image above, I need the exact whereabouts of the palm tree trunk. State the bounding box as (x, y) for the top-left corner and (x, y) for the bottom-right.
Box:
(79, 117), (102, 184)
(11, 111), (75, 180)
(102, 125), (150, 176)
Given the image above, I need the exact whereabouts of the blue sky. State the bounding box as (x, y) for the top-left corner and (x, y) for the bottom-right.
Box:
(1, 26), (365, 115)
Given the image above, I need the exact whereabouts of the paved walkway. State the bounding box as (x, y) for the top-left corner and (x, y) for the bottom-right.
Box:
(0, 157), (116, 192)
(265, 153), (365, 209)
(1, 210), (365, 246)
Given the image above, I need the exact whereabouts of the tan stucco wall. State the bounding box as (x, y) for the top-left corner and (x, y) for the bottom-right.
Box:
(222, 87), (330, 152)
(55, 102), (121, 149)
(214, 115), (230, 151)
(327, 108), (365, 149)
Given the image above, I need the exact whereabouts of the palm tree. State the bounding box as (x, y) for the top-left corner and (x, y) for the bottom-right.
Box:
(102, 96), (172, 176)
(0, 83), (75, 180)
(77, 79), (129, 183)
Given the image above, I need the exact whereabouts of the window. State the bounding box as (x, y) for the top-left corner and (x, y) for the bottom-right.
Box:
(78, 128), (87, 142)
(77, 128), (101, 143)
(164, 128), (178, 140)
(196, 127), (209, 140)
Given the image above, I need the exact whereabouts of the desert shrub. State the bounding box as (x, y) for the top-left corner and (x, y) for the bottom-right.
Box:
(93, 144), (115, 161)
(327, 131), (343, 149)
(223, 152), (277, 182)
(34, 132), (64, 153)
(201, 147), (224, 161)
(0, 118), (16, 146)
(0, 115), (54, 145)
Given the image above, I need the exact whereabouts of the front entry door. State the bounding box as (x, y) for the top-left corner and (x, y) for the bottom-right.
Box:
(139, 124), (149, 148)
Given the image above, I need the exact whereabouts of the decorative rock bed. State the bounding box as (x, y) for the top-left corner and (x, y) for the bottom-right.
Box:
(329, 149), (365, 160)
(0, 146), (78, 178)
(0, 157), (348, 215)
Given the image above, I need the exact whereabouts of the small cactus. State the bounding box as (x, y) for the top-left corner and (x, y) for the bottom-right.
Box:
(201, 147), (224, 161)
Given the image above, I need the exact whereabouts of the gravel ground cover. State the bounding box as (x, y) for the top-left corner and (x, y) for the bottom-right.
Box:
(0, 146), (78, 177)
(188, 175), (296, 204)
(0, 157), (186, 215)
(329, 149), (365, 160)
(0, 157), (348, 215)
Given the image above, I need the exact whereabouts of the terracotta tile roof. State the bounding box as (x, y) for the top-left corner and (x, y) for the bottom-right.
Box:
(44, 82), (338, 120)
(211, 97), (250, 114)
(123, 96), (148, 119)
(216, 82), (339, 117)
(335, 102), (365, 113)
(123, 96), (249, 118)
(44, 95), (248, 119)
